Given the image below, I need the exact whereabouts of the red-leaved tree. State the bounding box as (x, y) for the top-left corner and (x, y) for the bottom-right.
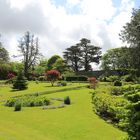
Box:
(88, 77), (98, 89)
(46, 70), (60, 86)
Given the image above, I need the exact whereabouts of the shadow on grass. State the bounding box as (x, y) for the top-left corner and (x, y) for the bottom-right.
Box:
(10, 89), (27, 92)
(11, 85), (87, 99)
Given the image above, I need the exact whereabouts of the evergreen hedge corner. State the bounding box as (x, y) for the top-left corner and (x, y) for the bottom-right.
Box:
(12, 72), (28, 90)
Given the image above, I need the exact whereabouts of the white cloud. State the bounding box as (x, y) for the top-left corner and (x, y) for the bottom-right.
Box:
(0, 0), (136, 65)
(66, 0), (81, 6)
(80, 0), (116, 20)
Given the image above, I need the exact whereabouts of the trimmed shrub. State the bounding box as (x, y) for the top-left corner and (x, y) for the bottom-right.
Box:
(114, 80), (122, 86)
(14, 103), (21, 111)
(64, 96), (71, 105)
(65, 76), (88, 81)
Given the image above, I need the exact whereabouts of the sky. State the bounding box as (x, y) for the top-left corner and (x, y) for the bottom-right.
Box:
(0, 0), (140, 63)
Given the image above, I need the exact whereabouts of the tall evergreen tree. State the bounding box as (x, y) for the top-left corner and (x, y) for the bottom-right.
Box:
(63, 44), (82, 72)
(79, 38), (101, 71)
(63, 38), (101, 72)
(13, 72), (28, 90)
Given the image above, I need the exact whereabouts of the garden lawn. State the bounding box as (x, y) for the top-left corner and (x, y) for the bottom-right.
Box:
(0, 82), (127, 140)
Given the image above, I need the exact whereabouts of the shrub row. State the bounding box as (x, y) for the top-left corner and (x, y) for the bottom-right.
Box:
(5, 95), (50, 107)
(92, 92), (129, 124)
(65, 76), (88, 81)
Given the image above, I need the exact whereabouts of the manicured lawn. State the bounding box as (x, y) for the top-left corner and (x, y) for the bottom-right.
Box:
(0, 81), (127, 140)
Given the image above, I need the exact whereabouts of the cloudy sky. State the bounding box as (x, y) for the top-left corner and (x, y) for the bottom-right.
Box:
(0, 0), (140, 61)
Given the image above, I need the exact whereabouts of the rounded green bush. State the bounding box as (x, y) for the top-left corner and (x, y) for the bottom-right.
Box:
(114, 80), (122, 86)
(14, 103), (21, 111)
(64, 96), (71, 105)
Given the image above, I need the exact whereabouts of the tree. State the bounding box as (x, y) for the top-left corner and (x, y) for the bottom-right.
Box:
(47, 55), (61, 70)
(46, 70), (60, 86)
(63, 38), (101, 72)
(9, 62), (23, 74)
(18, 31), (41, 79)
(13, 72), (28, 90)
(52, 58), (68, 74)
(63, 45), (82, 72)
(0, 36), (9, 64)
(120, 8), (140, 73)
(79, 38), (101, 71)
(101, 47), (132, 71)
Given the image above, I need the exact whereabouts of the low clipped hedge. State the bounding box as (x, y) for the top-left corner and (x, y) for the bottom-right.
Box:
(65, 76), (88, 81)
(5, 95), (50, 107)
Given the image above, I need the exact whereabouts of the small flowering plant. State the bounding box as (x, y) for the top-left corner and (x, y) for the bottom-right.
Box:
(88, 77), (98, 89)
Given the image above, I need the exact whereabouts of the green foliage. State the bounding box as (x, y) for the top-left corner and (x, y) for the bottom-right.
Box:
(121, 86), (140, 140)
(114, 80), (122, 86)
(13, 72), (28, 90)
(122, 74), (135, 82)
(52, 58), (68, 74)
(110, 87), (123, 96)
(107, 75), (119, 82)
(0, 45), (9, 64)
(120, 8), (140, 73)
(47, 55), (61, 70)
(92, 92), (128, 123)
(14, 103), (22, 111)
(38, 76), (46, 81)
(64, 96), (71, 105)
(0, 63), (12, 80)
(101, 47), (132, 71)
(6, 95), (50, 107)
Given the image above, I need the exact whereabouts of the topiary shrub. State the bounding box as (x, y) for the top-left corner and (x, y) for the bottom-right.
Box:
(114, 80), (122, 86)
(14, 103), (21, 111)
(64, 96), (71, 105)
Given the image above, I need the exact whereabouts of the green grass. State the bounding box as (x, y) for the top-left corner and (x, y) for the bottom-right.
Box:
(0, 81), (127, 140)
